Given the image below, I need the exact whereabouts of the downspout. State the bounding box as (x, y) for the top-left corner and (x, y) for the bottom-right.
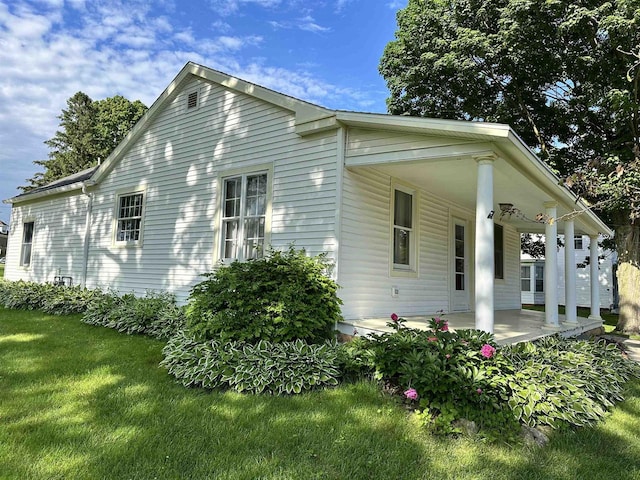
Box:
(334, 125), (346, 335)
(81, 183), (93, 288)
(334, 125), (346, 282)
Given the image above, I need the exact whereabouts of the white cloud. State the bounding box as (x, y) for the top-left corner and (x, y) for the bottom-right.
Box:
(0, 0), (380, 206)
(268, 16), (330, 33)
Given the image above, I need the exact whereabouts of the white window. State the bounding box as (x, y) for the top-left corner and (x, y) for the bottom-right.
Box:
(392, 185), (416, 272)
(115, 191), (144, 245)
(574, 235), (583, 250)
(20, 221), (34, 267)
(520, 265), (531, 292)
(220, 172), (268, 262)
(535, 264), (544, 292)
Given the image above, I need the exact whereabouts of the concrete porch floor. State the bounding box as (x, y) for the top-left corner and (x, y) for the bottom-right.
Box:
(338, 309), (604, 345)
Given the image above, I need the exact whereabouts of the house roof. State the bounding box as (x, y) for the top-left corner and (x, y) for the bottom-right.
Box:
(4, 62), (612, 236)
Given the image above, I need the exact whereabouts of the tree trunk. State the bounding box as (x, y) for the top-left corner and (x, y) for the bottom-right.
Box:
(615, 220), (640, 334)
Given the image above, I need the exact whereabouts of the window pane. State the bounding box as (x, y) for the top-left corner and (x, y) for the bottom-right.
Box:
(21, 243), (32, 266)
(456, 273), (464, 291)
(223, 220), (239, 258)
(521, 279), (531, 291)
(394, 190), (412, 228)
(224, 178), (241, 217)
(23, 222), (34, 243)
(393, 228), (410, 265)
(521, 266), (530, 279)
(535, 264), (544, 292)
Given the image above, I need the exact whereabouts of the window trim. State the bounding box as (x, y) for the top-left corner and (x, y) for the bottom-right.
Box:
(214, 164), (273, 264)
(112, 186), (147, 247)
(20, 220), (35, 268)
(390, 180), (419, 277)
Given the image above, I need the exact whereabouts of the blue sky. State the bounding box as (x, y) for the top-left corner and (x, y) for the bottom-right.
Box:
(0, 0), (406, 223)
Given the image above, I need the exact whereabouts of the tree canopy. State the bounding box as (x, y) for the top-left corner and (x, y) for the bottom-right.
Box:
(23, 92), (147, 191)
(380, 0), (640, 332)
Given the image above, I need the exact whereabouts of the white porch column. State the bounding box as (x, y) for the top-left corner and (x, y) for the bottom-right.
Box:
(544, 202), (559, 327)
(589, 234), (602, 320)
(563, 220), (578, 324)
(475, 156), (495, 333)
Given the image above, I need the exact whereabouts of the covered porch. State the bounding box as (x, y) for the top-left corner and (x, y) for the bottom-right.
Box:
(339, 309), (604, 345)
(337, 112), (613, 335)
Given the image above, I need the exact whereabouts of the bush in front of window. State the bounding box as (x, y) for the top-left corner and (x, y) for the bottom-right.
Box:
(185, 246), (343, 344)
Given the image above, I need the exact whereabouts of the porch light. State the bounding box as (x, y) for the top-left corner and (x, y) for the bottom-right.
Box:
(499, 203), (514, 213)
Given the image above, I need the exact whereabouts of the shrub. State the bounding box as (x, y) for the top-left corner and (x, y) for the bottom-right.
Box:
(0, 280), (49, 310)
(185, 247), (342, 344)
(360, 316), (514, 432)
(41, 286), (103, 315)
(82, 290), (182, 338)
(161, 332), (341, 395)
(502, 335), (640, 428)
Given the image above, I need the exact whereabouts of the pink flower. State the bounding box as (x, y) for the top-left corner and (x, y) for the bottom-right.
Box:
(404, 388), (419, 400)
(434, 317), (441, 324)
(390, 313), (399, 322)
(440, 322), (449, 332)
(445, 354), (451, 359)
(480, 344), (496, 359)
(477, 388), (483, 394)
(428, 336), (438, 342)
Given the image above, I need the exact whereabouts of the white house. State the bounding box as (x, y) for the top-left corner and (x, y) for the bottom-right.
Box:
(521, 234), (616, 310)
(3, 62), (612, 334)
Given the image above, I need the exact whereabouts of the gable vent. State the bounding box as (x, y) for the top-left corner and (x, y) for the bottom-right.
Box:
(187, 91), (198, 110)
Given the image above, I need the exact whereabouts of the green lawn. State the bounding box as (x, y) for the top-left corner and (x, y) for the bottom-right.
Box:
(1, 308), (640, 480)
(0, 263), (4, 278)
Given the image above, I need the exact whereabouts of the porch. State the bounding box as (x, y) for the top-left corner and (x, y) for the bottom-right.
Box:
(339, 309), (604, 345)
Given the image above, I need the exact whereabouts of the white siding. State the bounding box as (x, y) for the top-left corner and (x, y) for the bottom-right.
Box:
(347, 128), (478, 158)
(339, 166), (522, 320)
(83, 78), (338, 301)
(4, 193), (88, 285)
(520, 236), (614, 308)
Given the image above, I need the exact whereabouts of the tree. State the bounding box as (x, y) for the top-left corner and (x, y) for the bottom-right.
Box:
(380, 0), (640, 332)
(23, 92), (147, 191)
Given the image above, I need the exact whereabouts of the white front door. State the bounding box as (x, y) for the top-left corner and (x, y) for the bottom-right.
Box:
(452, 218), (470, 311)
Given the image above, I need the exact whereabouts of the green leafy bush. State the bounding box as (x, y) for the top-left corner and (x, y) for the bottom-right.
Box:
(0, 280), (49, 310)
(161, 332), (341, 395)
(343, 314), (640, 435)
(82, 290), (183, 339)
(185, 247), (342, 344)
(0, 280), (99, 314)
(358, 316), (514, 432)
(502, 335), (640, 428)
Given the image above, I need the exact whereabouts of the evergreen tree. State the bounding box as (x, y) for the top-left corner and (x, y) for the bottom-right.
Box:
(23, 92), (147, 190)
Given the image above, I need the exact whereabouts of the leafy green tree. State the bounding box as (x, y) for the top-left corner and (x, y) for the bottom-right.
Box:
(380, 0), (640, 332)
(23, 92), (147, 190)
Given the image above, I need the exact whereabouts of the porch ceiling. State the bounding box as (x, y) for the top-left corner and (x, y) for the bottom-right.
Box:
(348, 142), (608, 236)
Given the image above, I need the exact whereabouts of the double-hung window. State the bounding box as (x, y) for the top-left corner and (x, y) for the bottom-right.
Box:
(574, 235), (584, 250)
(20, 221), (34, 267)
(221, 172), (268, 262)
(115, 191), (144, 245)
(392, 185), (416, 272)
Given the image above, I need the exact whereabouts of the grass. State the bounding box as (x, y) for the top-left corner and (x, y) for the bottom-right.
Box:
(1, 308), (640, 479)
(0, 263), (4, 278)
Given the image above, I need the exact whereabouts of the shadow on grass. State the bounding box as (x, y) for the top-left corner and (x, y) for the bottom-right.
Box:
(2, 308), (639, 480)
